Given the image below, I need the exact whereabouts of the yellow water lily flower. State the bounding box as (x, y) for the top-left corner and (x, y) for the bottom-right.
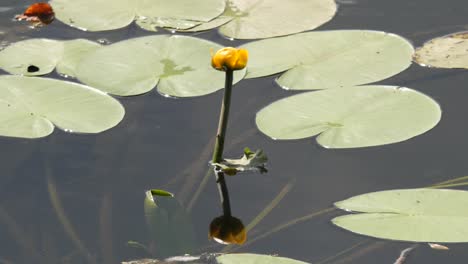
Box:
(209, 215), (247, 245)
(211, 47), (248, 71)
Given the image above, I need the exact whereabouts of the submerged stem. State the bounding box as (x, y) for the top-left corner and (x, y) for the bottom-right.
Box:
(212, 69), (234, 217)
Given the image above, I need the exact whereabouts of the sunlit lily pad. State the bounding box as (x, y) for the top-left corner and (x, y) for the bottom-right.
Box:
(0, 75), (124, 138)
(0, 38), (101, 77)
(333, 189), (468, 242)
(213, 0), (336, 39)
(240, 30), (414, 90)
(217, 253), (309, 264)
(256, 85), (441, 148)
(75, 35), (246, 97)
(414, 31), (468, 69)
(50, 0), (225, 32)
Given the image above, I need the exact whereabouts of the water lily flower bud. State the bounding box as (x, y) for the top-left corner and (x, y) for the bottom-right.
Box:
(209, 215), (247, 245)
(211, 47), (248, 71)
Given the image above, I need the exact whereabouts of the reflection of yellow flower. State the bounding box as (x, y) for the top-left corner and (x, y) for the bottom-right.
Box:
(211, 47), (248, 71)
(209, 215), (247, 245)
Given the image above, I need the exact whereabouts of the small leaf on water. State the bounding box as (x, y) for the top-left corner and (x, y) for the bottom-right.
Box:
(212, 148), (268, 175)
(414, 31), (468, 69)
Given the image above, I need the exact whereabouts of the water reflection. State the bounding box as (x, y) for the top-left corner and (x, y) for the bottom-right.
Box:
(209, 215), (246, 245)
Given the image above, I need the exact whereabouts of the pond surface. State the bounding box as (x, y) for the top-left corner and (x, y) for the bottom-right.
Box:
(1, 0), (468, 263)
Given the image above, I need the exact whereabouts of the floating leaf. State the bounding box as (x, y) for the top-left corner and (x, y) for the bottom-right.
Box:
(333, 189), (468, 243)
(0, 76), (124, 138)
(256, 85), (441, 148)
(0, 38), (101, 78)
(240, 30), (414, 90)
(50, 0), (225, 32)
(57, 39), (103, 77)
(214, 0), (336, 39)
(212, 147), (268, 175)
(179, 12), (232, 33)
(217, 253), (309, 264)
(144, 190), (196, 257)
(75, 35), (246, 97)
(414, 31), (468, 69)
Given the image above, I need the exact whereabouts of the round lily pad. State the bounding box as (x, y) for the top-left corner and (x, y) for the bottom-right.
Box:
(0, 38), (101, 78)
(75, 35), (246, 97)
(414, 31), (468, 69)
(240, 30), (414, 90)
(50, 0), (225, 32)
(333, 188), (468, 242)
(255, 85), (441, 148)
(216, 0), (336, 39)
(0, 75), (124, 138)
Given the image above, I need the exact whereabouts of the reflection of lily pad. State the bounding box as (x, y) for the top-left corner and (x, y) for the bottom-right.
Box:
(333, 189), (468, 242)
(75, 35), (246, 97)
(0, 76), (124, 138)
(256, 85), (441, 148)
(0, 38), (101, 77)
(240, 30), (414, 90)
(184, 0), (336, 39)
(217, 253), (309, 264)
(414, 31), (468, 69)
(50, 0), (225, 31)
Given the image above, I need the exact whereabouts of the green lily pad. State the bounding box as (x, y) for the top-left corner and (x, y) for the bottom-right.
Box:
(75, 35), (246, 97)
(214, 0), (336, 39)
(256, 85), (441, 148)
(56, 39), (103, 77)
(0, 75), (124, 139)
(217, 253), (309, 264)
(240, 30), (414, 90)
(50, 0), (225, 32)
(414, 31), (468, 69)
(333, 189), (468, 243)
(0, 38), (101, 78)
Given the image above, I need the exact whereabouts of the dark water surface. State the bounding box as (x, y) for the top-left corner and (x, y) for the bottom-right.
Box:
(1, 0), (468, 263)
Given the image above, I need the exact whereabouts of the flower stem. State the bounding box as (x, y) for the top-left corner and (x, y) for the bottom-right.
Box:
(212, 69), (234, 217)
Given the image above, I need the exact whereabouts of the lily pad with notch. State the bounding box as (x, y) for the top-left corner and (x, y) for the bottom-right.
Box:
(333, 188), (468, 242)
(0, 38), (101, 77)
(144, 190), (196, 258)
(183, 0), (337, 40)
(256, 85), (441, 148)
(240, 30), (414, 90)
(75, 35), (246, 97)
(0, 75), (124, 139)
(50, 0), (225, 32)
